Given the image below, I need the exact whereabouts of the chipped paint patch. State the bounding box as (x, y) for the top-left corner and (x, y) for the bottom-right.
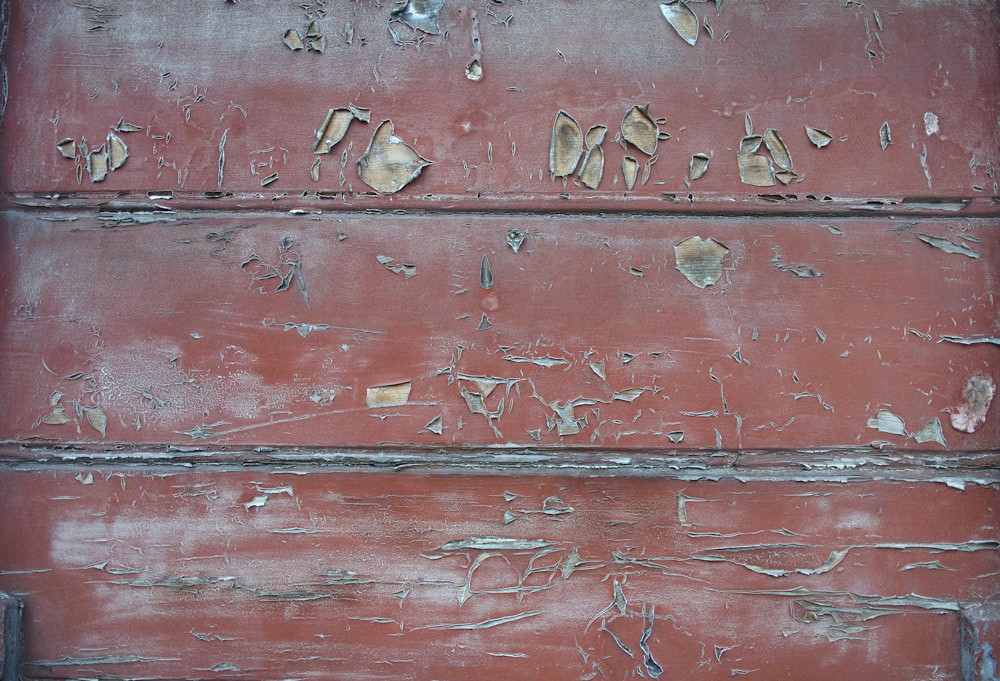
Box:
(674, 236), (729, 288)
(550, 111), (584, 178)
(950, 374), (995, 434)
(366, 382), (412, 408)
(660, 1), (699, 46)
(357, 120), (432, 194)
(916, 233), (980, 259)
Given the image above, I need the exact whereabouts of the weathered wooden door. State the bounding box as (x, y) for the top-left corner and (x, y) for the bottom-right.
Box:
(1, 1), (998, 679)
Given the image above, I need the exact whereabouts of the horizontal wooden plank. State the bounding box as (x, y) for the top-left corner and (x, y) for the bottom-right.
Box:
(1, 209), (996, 456)
(1, 1), (998, 212)
(0, 466), (996, 680)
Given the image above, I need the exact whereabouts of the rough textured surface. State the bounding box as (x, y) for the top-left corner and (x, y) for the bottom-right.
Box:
(0, 1), (997, 212)
(0, 1), (998, 678)
(961, 603), (1000, 681)
(0, 468), (997, 680)
(0, 210), (997, 455)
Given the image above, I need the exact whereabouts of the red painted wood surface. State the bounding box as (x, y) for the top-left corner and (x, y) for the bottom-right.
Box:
(1, 1), (998, 679)
(1, 468), (997, 680)
(0, 1), (997, 213)
(0, 209), (997, 457)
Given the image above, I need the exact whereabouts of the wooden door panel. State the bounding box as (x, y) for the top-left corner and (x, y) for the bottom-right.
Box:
(1, 1), (997, 678)
(1, 209), (997, 455)
(1, 1), (997, 212)
(1, 467), (997, 680)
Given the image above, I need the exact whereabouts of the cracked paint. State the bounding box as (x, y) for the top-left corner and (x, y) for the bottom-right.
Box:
(0, 1), (998, 678)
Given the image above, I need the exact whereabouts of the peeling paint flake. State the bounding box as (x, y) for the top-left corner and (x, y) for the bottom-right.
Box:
(30, 655), (181, 666)
(880, 121), (893, 150)
(357, 120), (432, 194)
(314, 105), (370, 155)
(805, 126), (833, 149)
(613, 387), (648, 403)
(621, 104), (660, 156)
(416, 610), (543, 631)
(550, 110), (584, 178)
(56, 138), (76, 159)
(423, 415), (444, 435)
(659, 1), (699, 46)
(586, 578), (627, 631)
(916, 233), (980, 259)
(939, 335), (1000, 347)
(689, 153), (710, 180)
(866, 409), (906, 437)
(913, 417), (947, 447)
(88, 146), (108, 182)
(283, 28), (304, 51)
(578, 144), (605, 189)
(284, 322), (329, 338)
(622, 156), (640, 190)
(506, 229), (526, 253)
(391, 0), (445, 35)
(589, 360), (606, 381)
(762, 129), (792, 171)
(84, 406), (107, 438)
(366, 381), (412, 408)
(480, 255), (494, 289)
(737, 137), (774, 187)
(640, 607), (664, 678)
(923, 111), (940, 136)
(674, 236), (729, 288)
(437, 537), (553, 551)
(460, 387), (490, 417)
(504, 354), (571, 369)
(377, 255), (417, 278)
(106, 132), (128, 170)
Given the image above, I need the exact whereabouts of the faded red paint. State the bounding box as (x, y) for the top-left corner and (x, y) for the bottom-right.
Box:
(0, 0), (998, 678)
(0, 211), (997, 454)
(1, 469), (998, 680)
(0, 2), (997, 212)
